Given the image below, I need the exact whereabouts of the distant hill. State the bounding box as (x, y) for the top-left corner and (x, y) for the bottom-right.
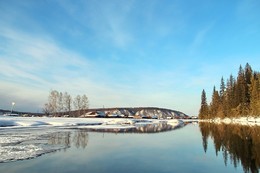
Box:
(0, 107), (189, 119)
(70, 107), (189, 119)
(0, 109), (43, 116)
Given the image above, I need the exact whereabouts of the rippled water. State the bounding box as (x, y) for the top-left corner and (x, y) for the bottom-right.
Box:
(0, 123), (259, 173)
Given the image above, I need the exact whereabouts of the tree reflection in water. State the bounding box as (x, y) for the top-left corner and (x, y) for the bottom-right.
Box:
(48, 130), (89, 150)
(47, 121), (185, 152)
(73, 130), (88, 149)
(134, 121), (183, 133)
(199, 122), (260, 173)
(89, 121), (185, 133)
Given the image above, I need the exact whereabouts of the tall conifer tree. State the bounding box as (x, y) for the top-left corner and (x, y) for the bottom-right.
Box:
(244, 63), (253, 113)
(210, 86), (220, 118)
(199, 89), (209, 119)
(250, 72), (260, 115)
(236, 65), (247, 115)
(220, 77), (225, 101)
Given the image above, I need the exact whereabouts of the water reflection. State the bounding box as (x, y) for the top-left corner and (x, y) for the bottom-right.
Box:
(48, 130), (89, 149)
(135, 121), (184, 133)
(73, 130), (88, 149)
(88, 122), (185, 133)
(199, 122), (260, 173)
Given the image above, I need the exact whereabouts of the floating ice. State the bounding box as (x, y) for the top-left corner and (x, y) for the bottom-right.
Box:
(0, 129), (70, 163)
(0, 144), (43, 162)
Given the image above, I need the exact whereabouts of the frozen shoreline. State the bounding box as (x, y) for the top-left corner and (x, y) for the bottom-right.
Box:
(0, 116), (183, 129)
(0, 116), (184, 163)
(200, 117), (260, 126)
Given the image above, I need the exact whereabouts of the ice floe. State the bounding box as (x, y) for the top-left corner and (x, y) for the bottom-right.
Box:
(0, 128), (71, 163)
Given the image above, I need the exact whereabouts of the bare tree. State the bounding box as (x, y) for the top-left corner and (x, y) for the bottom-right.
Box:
(44, 90), (89, 117)
(43, 103), (51, 116)
(63, 92), (72, 116)
(58, 92), (63, 114)
(81, 94), (89, 114)
(73, 95), (81, 110)
(48, 90), (59, 116)
(73, 95), (82, 117)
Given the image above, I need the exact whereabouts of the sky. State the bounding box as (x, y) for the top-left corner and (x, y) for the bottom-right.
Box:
(0, 0), (260, 115)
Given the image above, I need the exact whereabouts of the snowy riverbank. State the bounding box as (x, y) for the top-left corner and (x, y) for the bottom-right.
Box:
(0, 116), (183, 129)
(200, 117), (260, 126)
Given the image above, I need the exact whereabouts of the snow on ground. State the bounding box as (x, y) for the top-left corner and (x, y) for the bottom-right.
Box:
(201, 117), (260, 126)
(0, 116), (102, 128)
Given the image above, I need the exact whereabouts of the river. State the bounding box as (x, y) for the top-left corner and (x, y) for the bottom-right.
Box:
(0, 121), (259, 173)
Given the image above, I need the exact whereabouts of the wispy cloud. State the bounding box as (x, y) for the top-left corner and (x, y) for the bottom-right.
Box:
(0, 22), (158, 111)
(0, 27), (90, 78)
(0, 25), (98, 110)
(57, 0), (135, 49)
(189, 23), (214, 55)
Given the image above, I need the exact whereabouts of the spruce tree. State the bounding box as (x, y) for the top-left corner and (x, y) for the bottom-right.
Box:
(199, 89), (209, 119)
(210, 86), (220, 118)
(236, 65), (246, 115)
(219, 77), (227, 118)
(244, 63), (253, 113)
(226, 74), (236, 116)
(250, 72), (260, 115)
(220, 77), (225, 101)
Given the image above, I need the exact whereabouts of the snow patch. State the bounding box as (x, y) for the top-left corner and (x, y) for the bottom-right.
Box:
(203, 116), (260, 126)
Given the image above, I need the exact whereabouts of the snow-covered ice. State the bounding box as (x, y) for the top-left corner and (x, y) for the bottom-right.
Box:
(0, 116), (183, 131)
(0, 128), (70, 163)
(0, 116), (102, 128)
(0, 116), (184, 163)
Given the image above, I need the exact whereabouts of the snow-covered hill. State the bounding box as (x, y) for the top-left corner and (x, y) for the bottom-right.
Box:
(1, 107), (189, 119)
(81, 107), (189, 119)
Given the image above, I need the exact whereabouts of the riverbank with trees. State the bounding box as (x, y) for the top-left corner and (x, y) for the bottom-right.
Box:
(199, 63), (260, 119)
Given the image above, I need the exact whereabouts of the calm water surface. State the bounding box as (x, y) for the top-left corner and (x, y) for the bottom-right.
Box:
(0, 123), (259, 173)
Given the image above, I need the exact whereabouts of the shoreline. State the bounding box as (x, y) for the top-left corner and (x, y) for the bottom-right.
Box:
(199, 116), (260, 126)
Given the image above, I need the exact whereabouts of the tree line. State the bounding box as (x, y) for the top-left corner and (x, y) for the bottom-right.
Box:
(43, 90), (89, 117)
(199, 63), (260, 119)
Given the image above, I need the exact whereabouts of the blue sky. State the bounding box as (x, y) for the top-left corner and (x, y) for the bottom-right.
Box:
(0, 0), (259, 115)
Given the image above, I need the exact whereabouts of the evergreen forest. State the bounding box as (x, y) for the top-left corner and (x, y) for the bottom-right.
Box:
(199, 63), (260, 119)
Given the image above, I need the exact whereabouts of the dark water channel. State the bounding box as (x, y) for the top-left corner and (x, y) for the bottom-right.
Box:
(0, 122), (259, 173)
